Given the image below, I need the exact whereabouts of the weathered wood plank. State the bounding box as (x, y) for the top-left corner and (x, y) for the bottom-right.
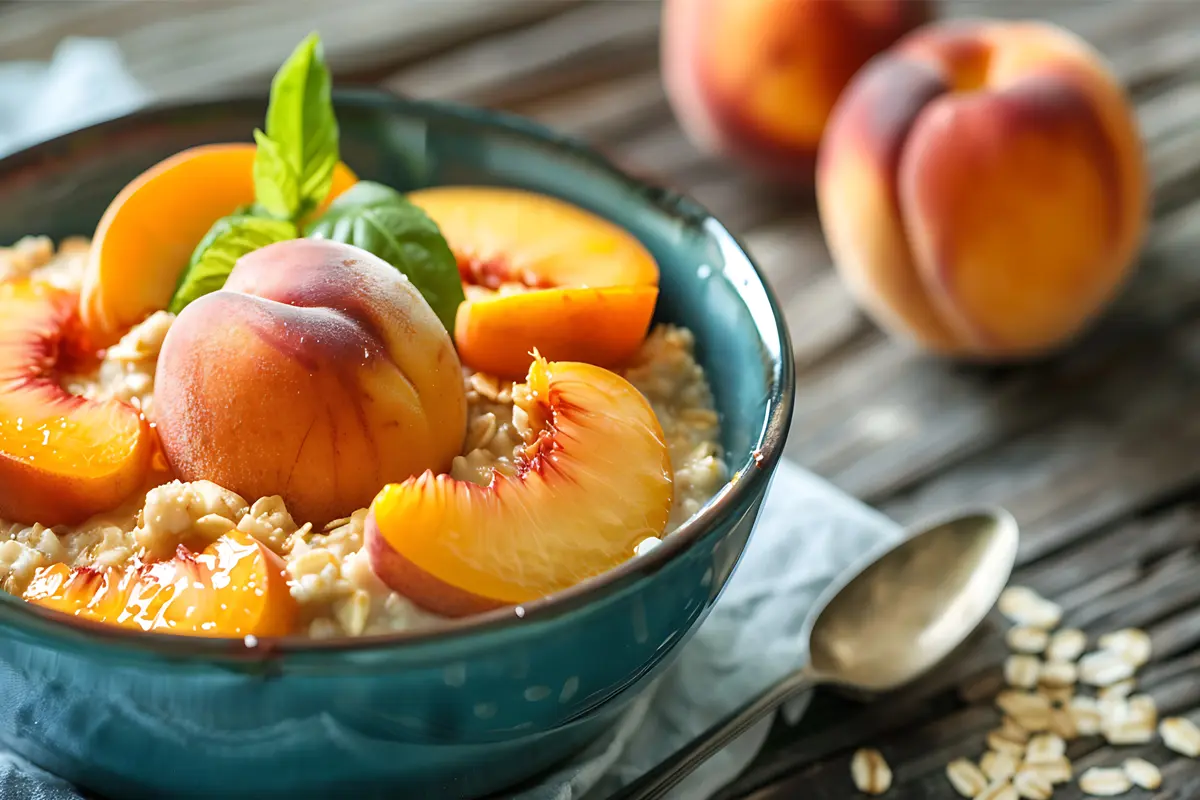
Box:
(0, 0), (582, 99)
(382, 0), (661, 107)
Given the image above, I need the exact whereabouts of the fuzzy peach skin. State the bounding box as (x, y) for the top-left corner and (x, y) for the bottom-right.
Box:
(661, 0), (932, 183)
(154, 239), (467, 527)
(816, 19), (1149, 358)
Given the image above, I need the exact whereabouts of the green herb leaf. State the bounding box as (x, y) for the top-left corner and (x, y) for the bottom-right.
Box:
(169, 215), (298, 314)
(253, 32), (339, 221)
(252, 129), (301, 220)
(305, 181), (465, 332)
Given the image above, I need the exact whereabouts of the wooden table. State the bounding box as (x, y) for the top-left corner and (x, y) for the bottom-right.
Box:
(6, 1), (1200, 797)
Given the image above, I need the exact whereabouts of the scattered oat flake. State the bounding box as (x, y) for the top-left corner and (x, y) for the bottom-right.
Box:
(997, 691), (1051, 720)
(1005, 655), (1041, 689)
(1078, 766), (1132, 796)
(1046, 628), (1087, 663)
(1102, 695), (1157, 745)
(997, 716), (1030, 744)
(1097, 679), (1135, 701)
(1023, 757), (1072, 785)
(1012, 769), (1053, 800)
(1122, 757), (1162, 790)
(987, 730), (1027, 757)
(1007, 626), (1049, 654)
(1069, 695), (1102, 736)
(851, 748), (892, 796)
(1103, 717), (1155, 745)
(1039, 684), (1074, 706)
(1049, 707), (1078, 741)
(1160, 717), (1200, 757)
(1024, 733), (1065, 765)
(1097, 628), (1152, 667)
(976, 781), (1018, 800)
(982, 750), (1020, 783)
(998, 587), (1062, 629)
(1078, 650), (1135, 687)
(1127, 694), (1157, 724)
(1038, 660), (1077, 689)
(946, 758), (989, 798)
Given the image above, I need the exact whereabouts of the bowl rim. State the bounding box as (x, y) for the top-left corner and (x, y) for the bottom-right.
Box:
(0, 88), (796, 661)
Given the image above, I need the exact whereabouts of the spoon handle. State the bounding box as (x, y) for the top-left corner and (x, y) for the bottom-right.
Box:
(609, 669), (819, 800)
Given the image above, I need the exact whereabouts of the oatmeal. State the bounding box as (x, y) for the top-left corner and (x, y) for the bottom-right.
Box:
(0, 240), (727, 638)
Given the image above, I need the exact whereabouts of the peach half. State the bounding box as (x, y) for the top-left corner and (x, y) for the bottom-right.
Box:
(816, 20), (1149, 358)
(154, 239), (467, 527)
(367, 356), (674, 617)
(408, 187), (660, 380)
(0, 280), (152, 526)
(662, 0), (932, 184)
(80, 143), (358, 347)
(24, 529), (296, 637)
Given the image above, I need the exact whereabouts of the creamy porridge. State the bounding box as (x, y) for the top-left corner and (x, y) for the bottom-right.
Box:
(0, 238), (727, 638)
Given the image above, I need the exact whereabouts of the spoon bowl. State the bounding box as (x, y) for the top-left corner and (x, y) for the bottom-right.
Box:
(613, 505), (1020, 800)
(808, 506), (1020, 693)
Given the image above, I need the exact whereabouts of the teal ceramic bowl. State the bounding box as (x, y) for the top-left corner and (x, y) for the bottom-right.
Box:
(0, 90), (794, 800)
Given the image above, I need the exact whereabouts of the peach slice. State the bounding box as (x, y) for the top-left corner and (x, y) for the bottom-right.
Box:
(0, 280), (152, 526)
(80, 143), (358, 346)
(23, 529), (296, 637)
(455, 286), (660, 382)
(367, 356), (674, 617)
(408, 186), (661, 379)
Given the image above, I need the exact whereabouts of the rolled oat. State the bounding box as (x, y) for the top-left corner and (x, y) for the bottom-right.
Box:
(1021, 757), (1071, 785)
(1097, 629), (1151, 668)
(981, 751), (1019, 783)
(1012, 769), (1052, 800)
(1024, 733), (1065, 765)
(1077, 766), (1132, 796)
(1160, 717), (1200, 757)
(1069, 696), (1102, 736)
(976, 781), (1018, 800)
(1038, 660), (1076, 689)
(947, 758), (989, 798)
(1078, 650), (1135, 687)
(851, 748), (892, 796)
(1045, 628), (1086, 663)
(1005, 655), (1041, 689)
(1007, 626), (1049, 655)
(998, 587), (1062, 629)
(996, 691), (1051, 733)
(1122, 757), (1161, 790)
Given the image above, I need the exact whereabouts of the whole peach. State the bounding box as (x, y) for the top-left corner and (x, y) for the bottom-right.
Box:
(816, 19), (1148, 358)
(661, 0), (933, 184)
(155, 239), (467, 526)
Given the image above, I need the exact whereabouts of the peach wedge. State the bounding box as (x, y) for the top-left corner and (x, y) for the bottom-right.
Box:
(24, 529), (297, 637)
(408, 186), (661, 379)
(367, 356), (674, 617)
(80, 143), (357, 346)
(816, 20), (1148, 358)
(0, 281), (152, 526)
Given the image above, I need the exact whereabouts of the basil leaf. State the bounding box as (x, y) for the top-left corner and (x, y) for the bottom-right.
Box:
(255, 32), (339, 221)
(305, 181), (465, 332)
(169, 215), (297, 314)
(252, 129), (301, 220)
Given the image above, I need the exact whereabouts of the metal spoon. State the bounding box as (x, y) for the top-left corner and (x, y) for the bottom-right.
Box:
(610, 505), (1020, 800)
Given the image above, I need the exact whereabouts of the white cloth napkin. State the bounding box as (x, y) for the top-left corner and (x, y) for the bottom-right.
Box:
(0, 40), (904, 800)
